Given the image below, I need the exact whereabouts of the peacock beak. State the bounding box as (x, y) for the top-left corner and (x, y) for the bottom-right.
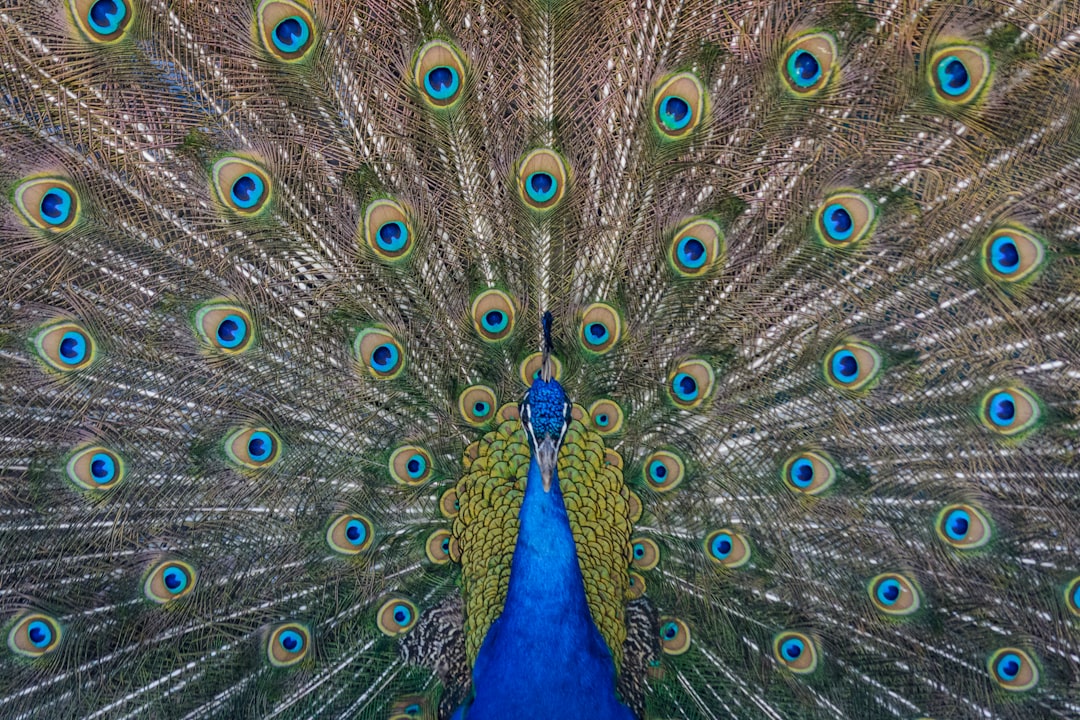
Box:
(535, 438), (559, 493)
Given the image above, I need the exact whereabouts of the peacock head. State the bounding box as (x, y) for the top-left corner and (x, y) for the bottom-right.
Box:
(519, 312), (572, 492)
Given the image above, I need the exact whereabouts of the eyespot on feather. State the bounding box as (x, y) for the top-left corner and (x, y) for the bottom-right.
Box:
(929, 45), (991, 105)
(267, 623), (309, 667)
(389, 445), (433, 486)
(257, 0), (316, 62)
(69, 0), (134, 43)
(439, 487), (460, 518)
(33, 321), (98, 373)
(936, 504), (991, 549)
(781, 33), (838, 97)
(705, 529), (750, 568)
(773, 631), (818, 673)
(667, 359), (714, 409)
(988, 647), (1039, 691)
(326, 514), (373, 554)
(659, 617), (690, 655)
(458, 385), (497, 426)
(7, 613), (62, 658)
(979, 386), (1040, 437)
(1064, 576), (1080, 617)
(354, 328), (405, 380)
(144, 560), (197, 603)
(377, 597), (419, 636)
(782, 451), (835, 495)
(66, 445), (124, 491)
(981, 225), (1044, 283)
(629, 537), (660, 571)
(363, 199), (415, 262)
(651, 72), (706, 139)
(517, 149), (567, 211)
(212, 156), (271, 217)
(520, 352), (563, 385)
(643, 450), (684, 493)
(471, 290), (516, 342)
(225, 427), (282, 469)
(868, 573), (920, 616)
(669, 218), (723, 276)
(824, 341), (881, 391)
(195, 303), (254, 354)
(814, 192), (875, 248)
(627, 572), (647, 599)
(425, 529), (453, 565)
(389, 696), (432, 720)
(14, 176), (81, 232)
(578, 303), (621, 355)
(413, 40), (466, 109)
(588, 399), (624, 435)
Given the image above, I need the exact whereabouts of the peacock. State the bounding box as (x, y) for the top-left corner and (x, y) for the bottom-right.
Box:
(1, 0), (1079, 718)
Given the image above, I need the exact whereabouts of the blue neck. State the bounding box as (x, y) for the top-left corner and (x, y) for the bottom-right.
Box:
(455, 455), (633, 720)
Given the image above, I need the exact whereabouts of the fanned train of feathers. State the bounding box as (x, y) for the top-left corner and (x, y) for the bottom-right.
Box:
(1, 0), (1079, 719)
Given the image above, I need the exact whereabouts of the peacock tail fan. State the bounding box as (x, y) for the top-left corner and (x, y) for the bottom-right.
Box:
(1, 0), (1079, 719)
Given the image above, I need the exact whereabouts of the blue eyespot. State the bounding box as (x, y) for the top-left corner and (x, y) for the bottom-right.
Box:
(676, 236), (707, 269)
(672, 372), (699, 401)
(59, 330), (89, 365)
(163, 567), (188, 594)
(345, 519), (367, 545)
(787, 49), (821, 88)
(996, 653), (1021, 681)
(781, 638), (804, 660)
(371, 343), (400, 373)
(525, 172), (557, 203)
(830, 350), (859, 383)
(279, 629), (304, 653)
(405, 454), (427, 479)
(88, 0), (127, 35)
(215, 314), (248, 349)
(40, 188), (73, 226)
(990, 236), (1020, 274)
(658, 95), (692, 131)
(596, 413), (609, 427)
(648, 460), (668, 483)
(823, 204), (853, 241)
(272, 16), (310, 53)
(937, 56), (970, 96)
(424, 66), (460, 101)
(633, 543), (645, 559)
(789, 458), (814, 488)
(661, 621), (679, 641)
(482, 310), (508, 333)
(247, 431), (274, 462)
(27, 621), (53, 648)
(230, 173), (265, 209)
(584, 322), (609, 346)
(376, 221), (409, 252)
(473, 401), (490, 417)
(392, 604), (412, 626)
(90, 453), (116, 484)
(988, 392), (1015, 427)
(875, 578), (901, 605)
(711, 533), (733, 559)
(945, 508), (970, 540)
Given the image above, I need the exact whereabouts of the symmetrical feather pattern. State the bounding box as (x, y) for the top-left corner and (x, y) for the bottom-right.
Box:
(1, 0), (1079, 718)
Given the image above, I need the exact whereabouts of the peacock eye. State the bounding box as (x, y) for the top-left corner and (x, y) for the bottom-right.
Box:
(212, 157), (272, 216)
(705, 529), (750, 568)
(667, 359), (715, 409)
(669, 218), (723, 277)
(979, 387), (1040, 437)
(439, 487), (460, 518)
(988, 647), (1039, 691)
(458, 385), (497, 426)
(362, 199), (415, 262)
(588, 399), (624, 435)
(782, 451), (835, 495)
(1064, 576), (1080, 617)
(144, 561), (197, 603)
(225, 427), (282, 469)
(354, 328), (405, 380)
(629, 538), (659, 570)
(518, 352), (563, 386)
(814, 192), (875, 248)
(257, 0), (316, 61)
(929, 45), (991, 105)
(781, 33), (838, 96)
(981, 225), (1044, 283)
(326, 514), (374, 555)
(195, 303), (254, 354)
(936, 504), (991, 549)
(389, 445), (433, 485)
(7, 613), (62, 657)
(33, 321), (97, 373)
(643, 450), (685, 493)
(578, 303), (621, 354)
(267, 623), (310, 667)
(868, 573), (920, 616)
(517, 149), (568, 211)
(658, 617), (691, 655)
(377, 597), (419, 635)
(651, 72), (705, 139)
(824, 341), (881, 391)
(15, 177), (82, 231)
(425, 529), (453, 564)
(414, 40), (467, 109)
(70, 0), (133, 43)
(66, 446), (124, 491)
(471, 290), (516, 342)
(773, 631), (818, 673)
